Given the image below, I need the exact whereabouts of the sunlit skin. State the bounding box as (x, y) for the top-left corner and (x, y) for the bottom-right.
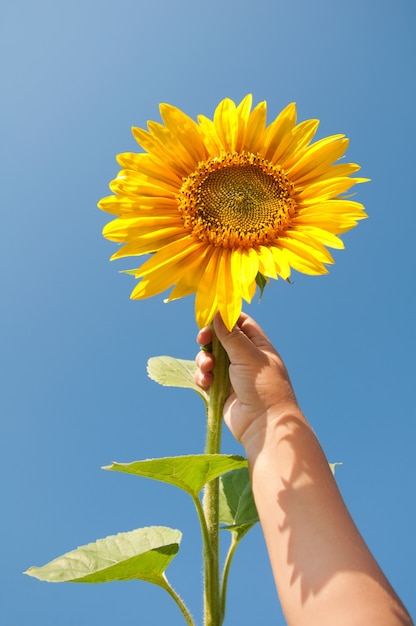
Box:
(195, 314), (413, 626)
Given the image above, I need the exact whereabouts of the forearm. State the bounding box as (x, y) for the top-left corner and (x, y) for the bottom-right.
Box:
(244, 410), (413, 626)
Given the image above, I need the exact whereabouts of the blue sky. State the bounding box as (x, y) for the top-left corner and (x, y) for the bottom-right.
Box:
(2, 0), (415, 624)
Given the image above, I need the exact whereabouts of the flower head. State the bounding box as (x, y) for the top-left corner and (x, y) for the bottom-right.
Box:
(99, 95), (367, 330)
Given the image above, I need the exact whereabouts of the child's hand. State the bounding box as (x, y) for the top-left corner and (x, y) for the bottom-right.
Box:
(195, 313), (301, 447)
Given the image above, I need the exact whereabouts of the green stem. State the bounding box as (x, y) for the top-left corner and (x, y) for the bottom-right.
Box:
(202, 328), (230, 626)
(160, 575), (195, 626)
(192, 493), (211, 569)
(220, 534), (239, 624)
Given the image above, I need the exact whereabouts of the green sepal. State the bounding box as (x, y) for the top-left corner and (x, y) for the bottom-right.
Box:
(24, 526), (181, 584)
(104, 454), (247, 498)
(147, 356), (208, 404)
(219, 467), (259, 535)
(255, 272), (268, 300)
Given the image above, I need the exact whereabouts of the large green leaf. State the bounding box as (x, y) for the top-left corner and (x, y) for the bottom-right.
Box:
(24, 527), (181, 584)
(218, 468), (260, 612)
(219, 468), (259, 533)
(104, 455), (247, 498)
(147, 356), (207, 403)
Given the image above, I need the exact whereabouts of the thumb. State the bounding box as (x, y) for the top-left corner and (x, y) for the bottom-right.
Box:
(213, 313), (262, 364)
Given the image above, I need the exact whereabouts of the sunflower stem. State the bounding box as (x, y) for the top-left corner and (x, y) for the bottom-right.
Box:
(202, 327), (230, 626)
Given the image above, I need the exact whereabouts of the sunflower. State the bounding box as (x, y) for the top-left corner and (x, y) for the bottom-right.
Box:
(99, 95), (367, 330)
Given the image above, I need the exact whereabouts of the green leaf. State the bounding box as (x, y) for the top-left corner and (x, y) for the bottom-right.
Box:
(24, 526), (181, 584)
(104, 454), (247, 498)
(219, 468), (259, 533)
(147, 356), (208, 403)
(218, 468), (260, 608)
(329, 461), (343, 475)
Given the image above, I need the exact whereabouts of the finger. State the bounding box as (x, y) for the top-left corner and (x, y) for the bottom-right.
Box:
(196, 350), (215, 374)
(237, 313), (275, 350)
(194, 369), (213, 390)
(197, 326), (212, 347)
(213, 313), (271, 363)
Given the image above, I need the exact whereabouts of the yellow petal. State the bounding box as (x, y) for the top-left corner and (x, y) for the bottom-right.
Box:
(306, 162), (362, 186)
(195, 248), (222, 328)
(116, 152), (182, 188)
(298, 177), (367, 204)
(231, 94), (253, 152)
(132, 126), (190, 178)
(197, 114), (224, 155)
(98, 195), (141, 215)
(109, 181), (175, 200)
(291, 225), (345, 250)
(297, 199), (367, 217)
(147, 121), (198, 172)
(230, 247), (259, 303)
(243, 101), (267, 153)
(166, 245), (212, 302)
(217, 248), (243, 331)
(270, 246), (291, 280)
(103, 215), (179, 241)
(133, 236), (199, 278)
(262, 102), (297, 160)
(235, 94), (253, 152)
(257, 246), (278, 279)
(159, 104), (208, 164)
(287, 135), (349, 183)
(271, 119), (319, 167)
(292, 214), (362, 235)
(214, 98), (239, 152)
(130, 239), (207, 300)
(236, 94), (253, 122)
(283, 230), (334, 264)
(277, 236), (329, 274)
(110, 230), (185, 259)
(110, 170), (179, 196)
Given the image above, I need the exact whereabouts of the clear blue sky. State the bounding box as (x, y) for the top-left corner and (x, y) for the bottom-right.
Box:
(2, 0), (415, 624)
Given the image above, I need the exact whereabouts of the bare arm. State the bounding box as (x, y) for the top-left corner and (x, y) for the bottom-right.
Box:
(196, 314), (413, 626)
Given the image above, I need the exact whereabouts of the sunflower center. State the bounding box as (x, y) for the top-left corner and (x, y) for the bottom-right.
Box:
(178, 152), (296, 248)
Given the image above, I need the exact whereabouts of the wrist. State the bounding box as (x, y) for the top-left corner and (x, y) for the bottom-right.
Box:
(240, 404), (310, 462)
